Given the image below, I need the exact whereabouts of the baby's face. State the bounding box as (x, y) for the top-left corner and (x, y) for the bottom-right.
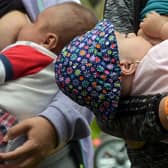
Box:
(115, 32), (152, 63)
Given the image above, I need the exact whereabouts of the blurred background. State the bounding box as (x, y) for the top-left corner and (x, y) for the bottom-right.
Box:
(81, 0), (104, 19)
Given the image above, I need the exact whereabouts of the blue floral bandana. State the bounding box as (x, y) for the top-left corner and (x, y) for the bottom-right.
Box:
(55, 20), (121, 121)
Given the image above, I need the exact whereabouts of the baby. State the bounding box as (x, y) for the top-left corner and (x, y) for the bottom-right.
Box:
(0, 1), (98, 161)
(55, 19), (168, 132)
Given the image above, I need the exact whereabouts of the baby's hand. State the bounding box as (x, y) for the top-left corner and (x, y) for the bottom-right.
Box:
(140, 11), (165, 38)
(137, 28), (161, 45)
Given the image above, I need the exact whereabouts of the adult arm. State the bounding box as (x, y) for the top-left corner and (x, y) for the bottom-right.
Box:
(0, 90), (93, 168)
(40, 90), (93, 147)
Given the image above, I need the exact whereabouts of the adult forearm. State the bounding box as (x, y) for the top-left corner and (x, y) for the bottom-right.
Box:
(39, 91), (92, 148)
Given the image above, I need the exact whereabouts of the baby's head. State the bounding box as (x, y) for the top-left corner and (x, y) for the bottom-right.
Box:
(17, 2), (98, 54)
(55, 20), (151, 120)
(115, 31), (152, 96)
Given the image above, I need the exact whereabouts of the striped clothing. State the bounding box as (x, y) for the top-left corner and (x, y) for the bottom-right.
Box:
(0, 41), (57, 121)
(0, 41), (58, 153)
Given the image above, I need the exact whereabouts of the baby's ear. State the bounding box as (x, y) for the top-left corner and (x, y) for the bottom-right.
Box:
(120, 60), (137, 76)
(42, 33), (58, 50)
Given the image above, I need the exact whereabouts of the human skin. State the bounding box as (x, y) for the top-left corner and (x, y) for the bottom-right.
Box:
(0, 10), (59, 168)
(116, 31), (168, 132)
(0, 117), (57, 168)
(0, 2), (97, 167)
(138, 11), (168, 45)
(0, 10), (28, 50)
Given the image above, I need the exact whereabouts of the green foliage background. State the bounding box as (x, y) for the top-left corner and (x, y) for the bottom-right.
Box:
(81, 0), (104, 20)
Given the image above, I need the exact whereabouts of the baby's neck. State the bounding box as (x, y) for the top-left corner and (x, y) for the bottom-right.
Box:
(120, 75), (134, 97)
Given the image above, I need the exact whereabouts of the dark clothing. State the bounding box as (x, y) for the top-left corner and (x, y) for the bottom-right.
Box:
(120, 95), (168, 168)
(133, 0), (147, 32)
(104, 0), (134, 33)
(103, 95), (168, 168)
(98, 94), (168, 141)
(128, 142), (168, 168)
(0, 0), (25, 17)
(104, 0), (147, 33)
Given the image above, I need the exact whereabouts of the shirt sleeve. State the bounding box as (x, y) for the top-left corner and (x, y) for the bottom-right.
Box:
(39, 90), (94, 147)
(0, 45), (53, 83)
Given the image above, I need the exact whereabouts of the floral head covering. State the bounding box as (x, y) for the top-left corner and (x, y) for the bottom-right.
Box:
(55, 20), (121, 121)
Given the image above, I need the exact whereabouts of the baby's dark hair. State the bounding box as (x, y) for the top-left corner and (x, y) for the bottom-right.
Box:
(47, 2), (98, 53)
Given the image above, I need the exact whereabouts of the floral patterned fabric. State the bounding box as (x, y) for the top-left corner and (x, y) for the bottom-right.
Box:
(55, 20), (121, 121)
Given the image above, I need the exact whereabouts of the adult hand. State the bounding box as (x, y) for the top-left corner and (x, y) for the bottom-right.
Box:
(0, 117), (57, 168)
